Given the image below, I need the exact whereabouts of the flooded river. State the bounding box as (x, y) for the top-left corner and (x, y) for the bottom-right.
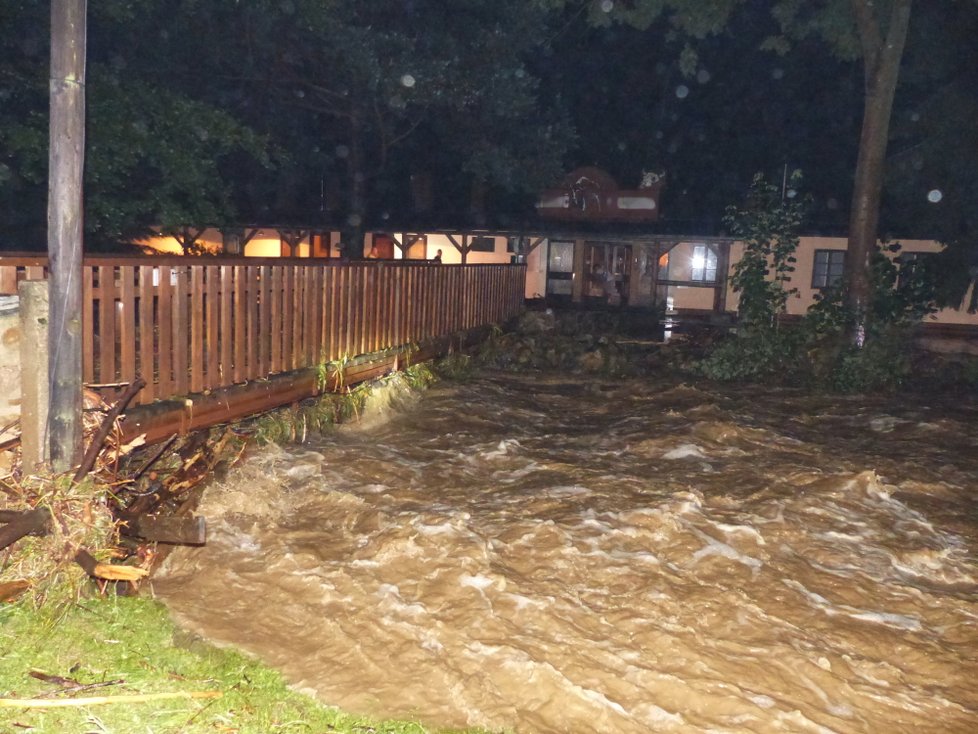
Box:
(153, 372), (978, 733)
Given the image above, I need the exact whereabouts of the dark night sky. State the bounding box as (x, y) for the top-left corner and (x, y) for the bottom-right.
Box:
(1, 1), (976, 248)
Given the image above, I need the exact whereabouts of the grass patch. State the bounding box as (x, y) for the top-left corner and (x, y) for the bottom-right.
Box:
(0, 596), (492, 733)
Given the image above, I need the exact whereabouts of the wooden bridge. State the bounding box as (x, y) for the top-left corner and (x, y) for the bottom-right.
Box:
(1, 254), (525, 444)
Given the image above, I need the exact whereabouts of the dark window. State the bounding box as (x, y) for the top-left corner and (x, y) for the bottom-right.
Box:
(690, 244), (718, 282)
(470, 236), (495, 253)
(812, 250), (845, 288)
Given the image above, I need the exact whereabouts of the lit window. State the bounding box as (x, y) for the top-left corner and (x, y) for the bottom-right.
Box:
(690, 244), (717, 282)
(812, 250), (845, 288)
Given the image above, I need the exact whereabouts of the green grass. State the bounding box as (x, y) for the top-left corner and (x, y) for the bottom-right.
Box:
(0, 596), (493, 734)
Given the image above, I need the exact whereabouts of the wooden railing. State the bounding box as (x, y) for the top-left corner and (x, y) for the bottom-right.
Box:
(1, 254), (526, 406)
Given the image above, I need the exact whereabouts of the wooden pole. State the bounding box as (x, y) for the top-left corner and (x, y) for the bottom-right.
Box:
(47, 0), (87, 471)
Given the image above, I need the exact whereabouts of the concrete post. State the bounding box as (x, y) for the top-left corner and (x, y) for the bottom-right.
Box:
(19, 280), (50, 470)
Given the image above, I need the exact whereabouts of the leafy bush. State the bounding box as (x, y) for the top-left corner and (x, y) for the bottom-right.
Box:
(694, 329), (801, 383)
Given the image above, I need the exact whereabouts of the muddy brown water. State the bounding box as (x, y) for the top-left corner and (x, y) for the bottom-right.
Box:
(153, 373), (978, 733)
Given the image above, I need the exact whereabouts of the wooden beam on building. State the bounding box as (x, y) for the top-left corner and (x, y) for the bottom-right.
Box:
(572, 238), (585, 302)
(713, 240), (732, 314)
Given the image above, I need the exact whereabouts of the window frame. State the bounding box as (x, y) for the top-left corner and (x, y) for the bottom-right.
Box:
(689, 244), (718, 283)
(812, 249), (846, 289)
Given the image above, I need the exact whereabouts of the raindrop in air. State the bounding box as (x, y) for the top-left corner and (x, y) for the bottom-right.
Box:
(827, 198), (839, 210)
(600, 0), (614, 13)
(335, 145), (350, 159)
(927, 189), (943, 203)
(617, 142), (627, 151)
(772, 67), (784, 80)
(347, 213), (362, 227)
(401, 74), (416, 88)
(696, 69), (711, 84)
(675, 85), (689, 99)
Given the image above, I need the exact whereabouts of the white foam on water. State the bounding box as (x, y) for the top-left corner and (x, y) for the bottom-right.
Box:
(662, 443), (708, 459)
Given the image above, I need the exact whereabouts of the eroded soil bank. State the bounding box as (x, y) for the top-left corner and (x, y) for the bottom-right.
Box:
(153, 373), (978, 733)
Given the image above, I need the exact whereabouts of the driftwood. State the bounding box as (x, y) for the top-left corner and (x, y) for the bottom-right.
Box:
(73, 548), (148, 581)
(29, 670), (125, 696)
(74, 376), (146, 482)
(124, 432), (210, 517)
(118, 513), (206, 545)
(0, 579), (30, 602)
(0, 690), (221, 708)
(0, 507), (51, 552)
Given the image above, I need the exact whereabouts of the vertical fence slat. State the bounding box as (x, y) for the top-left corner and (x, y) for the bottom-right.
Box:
(206, 266), (220, 390)
(310, 265), (323, 366)
(283, 265), (294, 371)
(190, 266), (205, 393)
(119, 266), (137, 394)
(220, 265), (233, 386)
(259, 265), (271, 376)
(232, 265), (245, 383)
(97, 265), (116, 385)
(82, 266), (94, 384)
(270, 266), (283, 374)
(137, 265), (154, 403)
(342, 265), (353, 358)
(157, 266), (173, 399)
(190, 267), (205, 393)
(325, 265), (336, 363)
(246, 266), (259, 380)
(173, 266), (189, 397)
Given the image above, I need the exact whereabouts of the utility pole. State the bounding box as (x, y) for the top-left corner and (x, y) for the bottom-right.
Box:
(47, 0), (87, 471)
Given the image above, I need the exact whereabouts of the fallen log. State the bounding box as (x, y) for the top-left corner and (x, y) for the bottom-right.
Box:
(74, 376), (146, 482)
(73, 548), (149, 582)
(0, 579), (30, 602)
(118, 513), (206, 545)
(0, 508), (51, 552)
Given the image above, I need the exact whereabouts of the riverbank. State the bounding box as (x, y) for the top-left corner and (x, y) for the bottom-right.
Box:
(0, 594), (491, 733)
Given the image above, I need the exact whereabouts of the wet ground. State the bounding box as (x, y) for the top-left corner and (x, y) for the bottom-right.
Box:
(153, 373), (978, 733)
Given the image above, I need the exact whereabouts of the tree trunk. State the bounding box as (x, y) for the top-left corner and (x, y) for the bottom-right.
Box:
(341, 113), (366, 258)
(845, 0), (912, 345)
(47, 0), (87, 470)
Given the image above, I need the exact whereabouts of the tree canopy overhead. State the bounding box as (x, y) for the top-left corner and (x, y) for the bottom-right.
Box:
(0, 0), (975, 268)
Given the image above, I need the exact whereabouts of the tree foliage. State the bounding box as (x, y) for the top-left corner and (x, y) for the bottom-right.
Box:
(1, 0), (573, 249)
(724, 172), (804, 329)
